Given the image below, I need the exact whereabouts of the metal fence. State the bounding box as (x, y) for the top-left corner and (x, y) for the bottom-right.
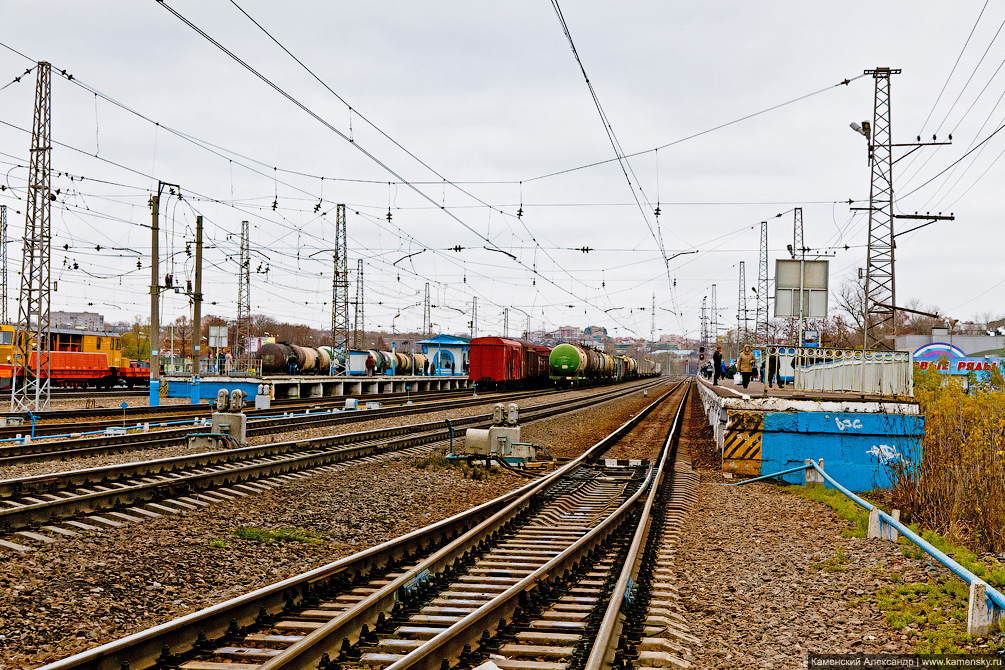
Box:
(766, 346), (913, 398)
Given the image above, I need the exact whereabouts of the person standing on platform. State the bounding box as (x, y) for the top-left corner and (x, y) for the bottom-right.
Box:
(767, 349), (785, 389)
(712, 346), (723, 385)
(365, 354), (376, 376)
(738, 345), (756, 389)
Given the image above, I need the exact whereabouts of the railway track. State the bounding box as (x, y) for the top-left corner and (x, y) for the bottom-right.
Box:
(0, 383), (653, 467)
(38, 380), (694, 670)
(0, 380), (671, 541)
(0, 387), (532, 447)
(0, 387), (482, 429)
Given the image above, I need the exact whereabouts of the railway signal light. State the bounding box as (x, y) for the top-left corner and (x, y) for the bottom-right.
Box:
(699, 346), (705, 361)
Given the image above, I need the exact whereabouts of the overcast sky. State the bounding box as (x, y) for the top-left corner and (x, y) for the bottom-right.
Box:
(0, 1), (1001, 341)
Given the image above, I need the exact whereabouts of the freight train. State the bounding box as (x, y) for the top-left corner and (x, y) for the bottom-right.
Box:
(467, 337), (661, 389)
(0, 325), (150, 389)
(256, 342), (429, 376)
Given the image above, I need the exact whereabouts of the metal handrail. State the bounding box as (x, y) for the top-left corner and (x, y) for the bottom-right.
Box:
(732, 461), (1005, 614)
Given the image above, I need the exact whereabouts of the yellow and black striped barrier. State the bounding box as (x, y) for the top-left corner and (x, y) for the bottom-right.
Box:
(723, 411), (763, 476)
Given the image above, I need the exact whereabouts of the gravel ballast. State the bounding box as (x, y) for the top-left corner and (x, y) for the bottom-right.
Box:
(676, 474), (936, 667)
(0, 379), (672, 668)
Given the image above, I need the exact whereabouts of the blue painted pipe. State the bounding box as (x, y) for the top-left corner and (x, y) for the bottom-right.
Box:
(732, 460), (1005, 613)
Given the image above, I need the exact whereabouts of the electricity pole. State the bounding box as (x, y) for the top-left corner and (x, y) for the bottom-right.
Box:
(11, 62), (51, 412)
(1, 204), (7, 324)
(148, 180), (180, 406)
(503, 308), (509, 338)
(353, 258), (364, 348)
(236, 220), (251, 359)
(853, 67), (954, 349)
(471, 296), (478, 338)
(192, 215), (203, 378)
(700, 296), (708, 351)
(737, 260), (747, 344)
(710, 284), (717, 346)
(650, 292), (655, 343)
(332, 204), (349, 374)
(756, 220), (769, 345)
(423, 283), (431, 335)
(792, 207), (804, 259)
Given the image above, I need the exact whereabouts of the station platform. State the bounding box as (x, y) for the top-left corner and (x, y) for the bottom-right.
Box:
(162, 374), (472, 402)
(701, 375), (907, 403)
(695, 375), (923, 492)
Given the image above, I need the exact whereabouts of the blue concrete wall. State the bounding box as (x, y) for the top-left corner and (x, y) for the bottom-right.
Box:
(761, 411), (924, 492)
(167, 378), (261, 402)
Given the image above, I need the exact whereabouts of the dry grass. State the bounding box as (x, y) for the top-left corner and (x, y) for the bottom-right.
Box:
(886, 364), (1005, 552)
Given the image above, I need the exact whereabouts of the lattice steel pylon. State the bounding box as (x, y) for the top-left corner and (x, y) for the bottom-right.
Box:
(700, 296), (708, 351)
(710, 284), (717, 345)
(737, 261), (747, 343)
(11, 63), (52, 412)
(236, 220), (251, 358)
(650, 292), (655, 343)
(863, 68), (900, 350)
(793, 207), (804, 259)
(756, 220), (769, 345)
(1, 204), (7, 324)
(353, 258), (364, 348)
(423, 283), (431, 335)
(332, 204), (350, 374)
(503, 308), (509, 338)
(470, 297), (478, 338)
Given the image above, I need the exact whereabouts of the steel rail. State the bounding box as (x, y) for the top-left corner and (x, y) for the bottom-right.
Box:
(584, 382), (691, 670)
(0, 388), (493, 437)
(0, 381), (671, 533)
(39, 382), (684, 670)
(0, 383), (650, 466)
(261, 383), (689, 670)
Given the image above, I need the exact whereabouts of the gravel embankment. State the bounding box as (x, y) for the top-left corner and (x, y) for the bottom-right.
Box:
(677, 474), (932, 668)
(0, 382), (663, 480)
(672, 383), (936, 667)
(0, 380), (672, 668)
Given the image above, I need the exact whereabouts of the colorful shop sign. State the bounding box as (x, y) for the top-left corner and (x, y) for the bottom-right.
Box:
(913, 342), (1003, 376)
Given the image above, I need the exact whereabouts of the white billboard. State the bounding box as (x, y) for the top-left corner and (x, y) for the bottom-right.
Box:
(774, 259), (829, 318)
(208, 325), (228, 348)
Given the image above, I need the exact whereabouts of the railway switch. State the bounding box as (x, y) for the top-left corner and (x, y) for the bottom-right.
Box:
(255, 383), (271, 410)
(189, 389), (249, 449)
(460, 402), (539, 465)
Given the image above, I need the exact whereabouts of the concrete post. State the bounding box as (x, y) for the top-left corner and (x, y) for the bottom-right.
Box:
(805, 458), (824, 485)
(966, 580), (998, 636)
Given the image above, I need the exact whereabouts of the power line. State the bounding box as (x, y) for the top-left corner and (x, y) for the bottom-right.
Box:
(524, 74), (866, 183)
(548, 0), (669, 273)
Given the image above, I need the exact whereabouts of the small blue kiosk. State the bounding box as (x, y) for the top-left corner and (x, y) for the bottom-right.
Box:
(418, 334), (470, 376)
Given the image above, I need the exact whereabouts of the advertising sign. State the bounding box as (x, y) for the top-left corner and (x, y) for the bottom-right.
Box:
(803, 330), (819, 348)
(913, 342), (1004, 376)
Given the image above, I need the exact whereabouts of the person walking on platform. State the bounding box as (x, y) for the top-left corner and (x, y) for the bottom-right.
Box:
(767, 349), (785, 389)
(738, 345), (756, 389)
(712, 346), (723, 385)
